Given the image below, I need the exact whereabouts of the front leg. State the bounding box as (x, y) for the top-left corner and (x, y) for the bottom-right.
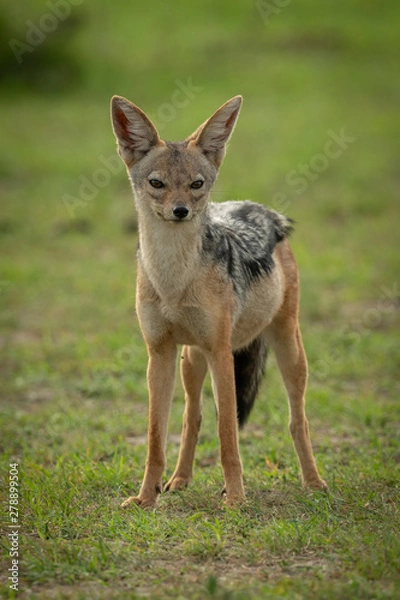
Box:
(121, 338), (177, 509)
(207, 346), (245, 506)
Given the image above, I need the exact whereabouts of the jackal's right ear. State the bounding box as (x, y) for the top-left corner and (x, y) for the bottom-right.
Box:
(111, 96), (163, 166)
(187, 95), (242, 168)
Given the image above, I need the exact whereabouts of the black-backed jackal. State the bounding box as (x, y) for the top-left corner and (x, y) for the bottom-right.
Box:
(111, 95), (327, 508)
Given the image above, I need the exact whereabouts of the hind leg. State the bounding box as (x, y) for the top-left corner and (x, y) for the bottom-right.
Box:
(165, 346), (208, 492)
(267, 317), (327, 490)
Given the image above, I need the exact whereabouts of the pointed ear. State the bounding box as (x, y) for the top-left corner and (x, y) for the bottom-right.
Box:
(187, 96), (242, 168)
(111, 96), (164, 166)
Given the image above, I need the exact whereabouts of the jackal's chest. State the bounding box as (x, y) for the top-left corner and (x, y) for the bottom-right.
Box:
(137, 258), (230, 348)
(159, 301), (201, 325)
(139, 295), (212, 347)
(167, 302), (210, 343)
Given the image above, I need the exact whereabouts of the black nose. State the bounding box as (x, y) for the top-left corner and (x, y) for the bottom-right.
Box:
(172, 205), (189, 220)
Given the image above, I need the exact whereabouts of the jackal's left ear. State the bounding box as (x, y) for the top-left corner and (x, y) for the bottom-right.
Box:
(188, 96), (242, 168)
(111, 96), (164, 166)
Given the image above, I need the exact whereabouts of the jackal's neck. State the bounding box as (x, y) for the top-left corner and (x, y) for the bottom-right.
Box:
(137, 212), (204, 301)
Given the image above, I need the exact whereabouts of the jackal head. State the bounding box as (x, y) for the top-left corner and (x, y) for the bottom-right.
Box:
(111, 95), (242, 222)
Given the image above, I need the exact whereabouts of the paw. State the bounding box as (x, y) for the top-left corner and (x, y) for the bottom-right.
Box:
(224, 493), (246, 507)
(164, 475), (191, 492)
(120, 495), (157, 509)
(221, 486), (246, 507)
(304, 478), (328, 492)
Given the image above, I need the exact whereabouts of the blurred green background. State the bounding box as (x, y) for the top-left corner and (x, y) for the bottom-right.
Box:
(1, 1), (399, 597)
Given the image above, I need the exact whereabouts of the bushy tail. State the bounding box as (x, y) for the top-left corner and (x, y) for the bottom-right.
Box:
(234, 336), (268, 428)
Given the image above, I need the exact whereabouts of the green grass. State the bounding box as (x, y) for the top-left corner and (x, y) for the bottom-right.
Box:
(1, 0), (400, 598)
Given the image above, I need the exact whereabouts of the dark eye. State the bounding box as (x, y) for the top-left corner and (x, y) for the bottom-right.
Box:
(190, 180), (204, 190)
(149, 179), (165, 189)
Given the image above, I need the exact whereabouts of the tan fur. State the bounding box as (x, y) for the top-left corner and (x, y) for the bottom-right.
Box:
(111, 95), (327, 509)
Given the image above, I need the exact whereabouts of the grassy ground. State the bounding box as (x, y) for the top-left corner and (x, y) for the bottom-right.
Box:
(1, 0), (399, 598)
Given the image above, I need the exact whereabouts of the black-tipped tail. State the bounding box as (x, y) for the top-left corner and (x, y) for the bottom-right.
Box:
(234, 336), (268, 428)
